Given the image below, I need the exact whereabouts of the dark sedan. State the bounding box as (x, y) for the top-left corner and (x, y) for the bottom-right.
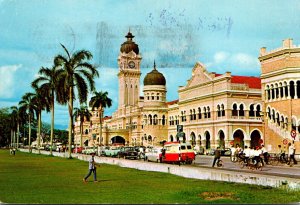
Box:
(118, 146), (138, 159)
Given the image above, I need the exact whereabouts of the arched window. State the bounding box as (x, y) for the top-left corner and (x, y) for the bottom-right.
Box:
(239, 104), (244, 116)
(162, 115), (166, 125)
(193, 109), (196, 120)
(249, 104), (255, 117)
(217, 105), (221, 117)
(203, 107), (207, 118)
(153, 114), (158, 125)
(190, 109), (193, 121)
(207, 106), (211, 118)
(276, 113), (280, 126)
(221, 104), (225, 116)
(148, 114), (152, 125)
(272, 110), (275, 122)
(232, 104), (238, 116)
(256, 105), (261, 117)
(198, 107), (202, 119)
(290, 81), (295, 99)
(267, 107), (271, 119)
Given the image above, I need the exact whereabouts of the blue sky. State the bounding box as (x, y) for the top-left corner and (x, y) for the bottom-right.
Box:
(1, 0), (300, 129)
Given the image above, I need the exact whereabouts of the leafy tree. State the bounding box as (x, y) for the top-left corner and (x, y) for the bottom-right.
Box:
(0, 108), (11, 147)
(32, 65), (64, 155)
(54, 44), (99, 158)
(89, 91), (112, 145)
(73, 105), (91, 147)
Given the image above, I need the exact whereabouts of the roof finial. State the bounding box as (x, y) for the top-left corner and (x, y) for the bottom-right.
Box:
(154, 60), (156, 70)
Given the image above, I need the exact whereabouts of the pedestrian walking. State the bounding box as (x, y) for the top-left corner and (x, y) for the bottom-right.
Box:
(212, 147), (221, 167)
(287, 142), (297, 165)
(83, 152), (98, 182)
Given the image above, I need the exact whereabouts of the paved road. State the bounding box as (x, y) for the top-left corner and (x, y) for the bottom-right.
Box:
(193, 155), (300, 179)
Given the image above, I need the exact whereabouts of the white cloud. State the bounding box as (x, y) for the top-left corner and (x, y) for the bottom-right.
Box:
(230, 53), (259, 68)
(206, 51), (260, 75)
(0, 64), (22, 98)
(214, 51), (229, 63)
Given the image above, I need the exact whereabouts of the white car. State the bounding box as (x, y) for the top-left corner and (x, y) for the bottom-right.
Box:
(145, 148), (162, 163)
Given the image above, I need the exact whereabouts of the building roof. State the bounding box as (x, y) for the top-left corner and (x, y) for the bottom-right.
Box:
(143, 61), (166, 86)
(120, 32), (139, 54)
(166, 99), (179, 105)
(231, 75), (261, 89)
(102, 116), (112, 122)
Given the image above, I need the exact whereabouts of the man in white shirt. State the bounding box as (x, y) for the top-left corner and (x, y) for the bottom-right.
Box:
(287, 142), (297, 165)
(83, 152), (98, 182)
(243, 146), (250, 163)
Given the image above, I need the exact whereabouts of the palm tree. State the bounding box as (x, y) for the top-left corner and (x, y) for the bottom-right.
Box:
(10, 106), (25, 149)
(73, 105), (91, 147)
(32, 65), (64, 155)
(89, 91), (112, 146)
(31, 84), (50, 154)
(54, 44), (99, 158)
(9, 106), (18, 148)
(19, 92), (36, 152)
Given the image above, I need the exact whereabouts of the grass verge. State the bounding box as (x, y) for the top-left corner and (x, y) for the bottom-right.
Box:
(0, 149), (299, 204)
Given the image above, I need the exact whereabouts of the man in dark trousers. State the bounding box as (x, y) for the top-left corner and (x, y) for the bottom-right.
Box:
(212, 147), (221, 167)
(83, 152), (98, 182)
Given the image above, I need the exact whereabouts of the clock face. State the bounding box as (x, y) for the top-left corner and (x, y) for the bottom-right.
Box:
(128, 61), (135, 69)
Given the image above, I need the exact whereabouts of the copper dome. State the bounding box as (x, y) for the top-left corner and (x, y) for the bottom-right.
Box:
(120, 32), (139, 54)
(143, 62), (166, 86)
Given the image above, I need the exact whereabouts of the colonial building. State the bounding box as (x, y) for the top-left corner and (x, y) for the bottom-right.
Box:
(167, 62), (262, 151)
(259, 38), (300, 153)
(75, 33), (300, 154)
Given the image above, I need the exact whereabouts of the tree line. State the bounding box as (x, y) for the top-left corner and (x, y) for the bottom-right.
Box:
(3, 44), (112, 158)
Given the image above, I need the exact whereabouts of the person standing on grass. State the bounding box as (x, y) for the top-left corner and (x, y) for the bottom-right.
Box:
(83, 152), (98, 182)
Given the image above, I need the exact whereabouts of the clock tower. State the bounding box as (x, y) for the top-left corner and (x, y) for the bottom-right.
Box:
(117, 31), (142, 107)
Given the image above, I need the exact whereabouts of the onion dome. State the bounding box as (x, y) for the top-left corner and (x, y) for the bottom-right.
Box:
(143, 61), (166, 86)
(120, 31), (139, 54)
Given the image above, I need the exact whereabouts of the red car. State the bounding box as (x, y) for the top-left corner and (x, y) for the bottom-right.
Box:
(73, 146), (84, 153)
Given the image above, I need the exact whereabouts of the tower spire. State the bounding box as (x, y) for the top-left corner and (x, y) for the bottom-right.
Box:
(154, 60), (156, 70)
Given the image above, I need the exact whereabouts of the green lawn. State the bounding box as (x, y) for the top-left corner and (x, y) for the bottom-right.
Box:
(0, 150), (299, 204)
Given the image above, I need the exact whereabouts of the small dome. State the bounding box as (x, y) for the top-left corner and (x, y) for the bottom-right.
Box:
(120, 32), (139, 54)
(143, 62), (166, 86)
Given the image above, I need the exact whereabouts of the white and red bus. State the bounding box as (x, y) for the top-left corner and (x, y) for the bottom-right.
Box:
(159, 142), (195, 164)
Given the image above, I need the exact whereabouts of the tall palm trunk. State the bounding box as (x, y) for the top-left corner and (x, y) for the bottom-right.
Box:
(68, 87), (74, 158)
(13, 131), (16, 148)
(50, 94), (54, 155)
(38, 110), (41, 154)
(80, 121), (83, 147)
(29, 115), (32, 153)
(10, 130), (13, 148)
(98, 106), (103, 145)
(17, 123), (20, 150)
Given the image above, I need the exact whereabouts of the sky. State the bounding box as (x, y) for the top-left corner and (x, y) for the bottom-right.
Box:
(1, 0), (300, 129)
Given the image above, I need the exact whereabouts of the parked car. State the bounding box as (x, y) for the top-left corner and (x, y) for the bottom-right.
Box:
(208, 148), (231, 156)
(145, 147), (162, 162)
(82, 146), (97, 155)
(104, 146), (121, 157)
(73, 146), (84, 153)
(118, 146), (138, 159)
(99, 146), (110, 156)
